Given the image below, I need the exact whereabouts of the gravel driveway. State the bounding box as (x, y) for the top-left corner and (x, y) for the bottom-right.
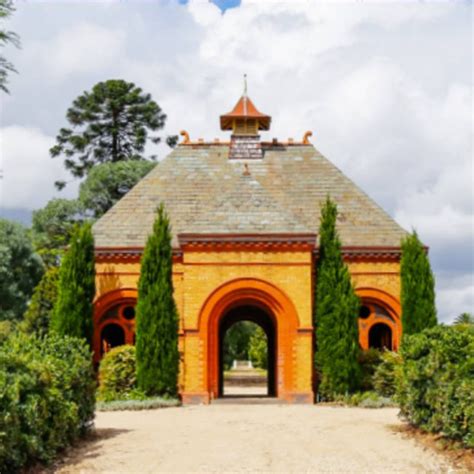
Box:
(56, 404), (453, 473)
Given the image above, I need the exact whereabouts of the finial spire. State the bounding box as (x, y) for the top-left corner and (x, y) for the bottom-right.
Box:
(243, 74), (248, 97)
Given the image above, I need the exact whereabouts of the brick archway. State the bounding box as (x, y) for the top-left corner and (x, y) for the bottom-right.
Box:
(355, 287), (401, 351)
(198, 278), (301, 402)
(93, 288), (138, 363)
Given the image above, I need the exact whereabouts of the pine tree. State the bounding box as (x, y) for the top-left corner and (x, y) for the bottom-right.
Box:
(315, 197), (361, 398)
(136, 204), (179, 397)
(50, 223), (95, 345)
(401, 232), (437, 337)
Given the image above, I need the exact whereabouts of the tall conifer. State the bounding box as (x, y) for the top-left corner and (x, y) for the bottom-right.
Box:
(315, 197), (361, 398)
(50, 223), (95, 345)
(136, 204), (179, 396)
(401, 232), (437, 336)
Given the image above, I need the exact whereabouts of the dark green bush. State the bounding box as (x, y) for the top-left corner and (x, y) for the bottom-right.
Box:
(0, 332), (95, 472)
(373, 350), (402, 397)
(358, 348), (382, 392)
(97, 345), (140, 402)
(397, 325), (474, 447)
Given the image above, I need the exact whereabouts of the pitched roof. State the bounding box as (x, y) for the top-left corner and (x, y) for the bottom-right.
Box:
(93, 144), (407, 249)
(220, 95), (271, 130)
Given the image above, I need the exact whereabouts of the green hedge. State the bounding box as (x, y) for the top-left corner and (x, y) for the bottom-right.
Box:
(0, 333), (95, 472)
(97, 345), (139, 402)
(398, 325), (474, 447)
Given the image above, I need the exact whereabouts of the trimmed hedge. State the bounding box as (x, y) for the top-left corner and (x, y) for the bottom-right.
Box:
(0, 333), (95, 472)
(398, 325), (474, 447)
(97, 345), (139, 402)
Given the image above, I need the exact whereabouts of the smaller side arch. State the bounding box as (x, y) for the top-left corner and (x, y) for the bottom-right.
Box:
(355, 287), (401, 351)
(93, 288), (138, 362)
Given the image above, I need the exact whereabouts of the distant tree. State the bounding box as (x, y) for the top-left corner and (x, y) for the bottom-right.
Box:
(50, 79), (178, 189)
(31, 198), (83, 266)
(20, 266), (59, 336)
(248, 325), (268, 369)
(0, 219), (43, 321)
(136, 204), (179, 396)
(79, 160), (156, 218)
(401, 232), (437, 337)
(314, 197), (361, 398)
(454, 312), (474, 326)
(50, 223), (95, 345)
(222, 321), (256, 370)
(0, 0), (20, 94)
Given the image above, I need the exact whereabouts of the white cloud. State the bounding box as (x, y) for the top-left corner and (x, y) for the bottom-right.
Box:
(29, 22), (126, 80)
(0, 126), (78, 209)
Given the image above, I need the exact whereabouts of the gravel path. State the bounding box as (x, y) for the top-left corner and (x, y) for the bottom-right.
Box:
(56, 404), (453, 473)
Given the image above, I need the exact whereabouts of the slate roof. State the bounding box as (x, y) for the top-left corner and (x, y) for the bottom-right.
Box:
(93, 144), (407, 249)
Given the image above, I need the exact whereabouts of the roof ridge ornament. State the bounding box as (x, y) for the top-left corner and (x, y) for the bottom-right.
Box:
(303, 131), (313, 144)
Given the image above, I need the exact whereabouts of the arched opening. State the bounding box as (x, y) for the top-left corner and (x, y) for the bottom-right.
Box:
(100, 323), (125, 355)
(368, 323), (392, 350)
(218, 304), (276, 398)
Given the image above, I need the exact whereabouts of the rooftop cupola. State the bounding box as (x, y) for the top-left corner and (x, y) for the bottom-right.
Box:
(220, 76), (271, 159)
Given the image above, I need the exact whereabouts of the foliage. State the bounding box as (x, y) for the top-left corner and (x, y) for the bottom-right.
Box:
(0, 332), (95, 471)
(248, 325), (268, 369)
(222, 321), (257, 370)
(31, 198), (83, 267)
(333, 391), (396, 408)
(136, 204), (179, 397)
(358, 348), (382, 392)
(0, 0), (20, 94)
(0, 319), (13, 342)
(315, 196), (361, 398)
(20, 266), (59, 336)
(373, 350), (402, 398)
(454, 312), (474, 326)
(97, 345), (138, 402)
(97, 396), (180, 412)
(397, 325), (474, 447)
(79, 160), (156, 218)
(401, 232), (437, 337)
(50, 223), (95, 345)
(0, 219), (44, 321)
(50, 79), (177, 188)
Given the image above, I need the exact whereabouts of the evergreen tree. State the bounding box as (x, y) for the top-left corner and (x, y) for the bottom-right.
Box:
(50, 79), (178, 189)
(314, 197), (361, 398)
(401, 232), (437, 336)
(50, 223), (95, 345)
(0, 0), (20, 94)
(136, 204), (179, 396)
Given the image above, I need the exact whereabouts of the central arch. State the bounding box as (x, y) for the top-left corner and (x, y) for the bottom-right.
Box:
(219, 304), (276, 397)
(198, 278), (300, 401)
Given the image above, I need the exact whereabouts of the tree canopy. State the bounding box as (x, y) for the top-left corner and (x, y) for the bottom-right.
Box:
(0, 219), (44, 321)
(314, 196), (361, 398)
(453, 312), (473, 326)
(0, 0), (20, 94)
(79, 160), (156, 218)
(401, 231), (437, 337)
(50, 79), (177, 188)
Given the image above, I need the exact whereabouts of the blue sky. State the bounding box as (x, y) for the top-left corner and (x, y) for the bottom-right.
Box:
(0, 1), (472, 322)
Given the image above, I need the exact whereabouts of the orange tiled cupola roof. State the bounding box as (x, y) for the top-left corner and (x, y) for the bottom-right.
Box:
(220, 76), (271, 134)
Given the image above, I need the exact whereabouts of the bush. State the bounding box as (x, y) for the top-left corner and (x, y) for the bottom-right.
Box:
(248, 325), (268, 369)
(373, 350), (402, 397)
(97, 397), (180, 412)
(333, 391), (396, 408)
(97, 345), (139, 402)
(397, 325), (474, 448)
(358, 348), (382, 392)
(0, 332), (95, 472)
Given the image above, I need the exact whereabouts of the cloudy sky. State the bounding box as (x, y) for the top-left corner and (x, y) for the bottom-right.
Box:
(0, 0), (472, 322)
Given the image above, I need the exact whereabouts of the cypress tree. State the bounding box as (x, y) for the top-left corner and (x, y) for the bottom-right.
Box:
(315, 197), (361, 398)
(50, 223), (95, 345)
(136, 204), (179, 397)
(401, 231), (437, 337)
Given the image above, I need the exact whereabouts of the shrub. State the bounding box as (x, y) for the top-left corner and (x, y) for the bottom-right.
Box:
(248, 325), (268, 369)
(97, 397), (180, 412)
(397, 325), (474, 447)
(358, 348), (382, 392)
(333, 391), (396, 408)
(0, 332), (95, 471)
(97, 345), (139, 402)
(373, 350), (402, 398)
